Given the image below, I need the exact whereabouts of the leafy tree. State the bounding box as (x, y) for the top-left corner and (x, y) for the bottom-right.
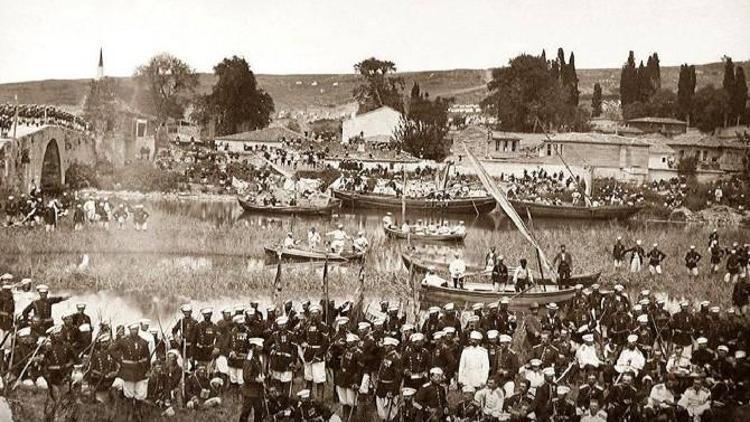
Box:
(620, 51), (638, 106)
(677, 64), (696, 121)
(352, 57), (405, 114)
(83, 77), (118, 133)
(677, 155), (698, 178)
(482, 54), (571, 131)
(134, 53), (198, 123)
(591, 83), (603, 117)
(732, 66), (748, 125)
(196, 56), (274, 136)
(691, 85), (730, 133)
(396, 90), (453, 161)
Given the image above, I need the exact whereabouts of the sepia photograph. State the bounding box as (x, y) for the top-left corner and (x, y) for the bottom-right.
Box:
(0, 0), (749, 420)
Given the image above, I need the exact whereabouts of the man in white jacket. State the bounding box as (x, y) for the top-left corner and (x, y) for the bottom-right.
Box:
(458, 331), (489, 389)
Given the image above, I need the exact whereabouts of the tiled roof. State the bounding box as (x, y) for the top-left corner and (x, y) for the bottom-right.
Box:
(549, 132), (650, 147)
(626, 117), (687, 125)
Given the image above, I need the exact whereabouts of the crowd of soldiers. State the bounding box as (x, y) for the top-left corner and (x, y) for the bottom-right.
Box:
(0, 265), (749, 421)
(0, 103), (89, 134)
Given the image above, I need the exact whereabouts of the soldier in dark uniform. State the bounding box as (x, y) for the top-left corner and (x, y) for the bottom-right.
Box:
(383, 305), (403, 339)
(394, 387), (419, 422)
(651, 298), (672, 348)
(21, 284), (69, 331)
(531, 332), (559, 367)
(87, 334), (120, 404)
(497, 298), (517, 336)
(268, 317), (298, 396)
(194, 308), (219, 366)
(606, 371), (638, 420)
(186, 364), (222, 409)
(685, 245), (702, 277)
(670, 301), (694, 357)
(227, 315), (250, 389)
(612, 236), (626, 270)
(239, 337), (267, 422)
(414, 367), (449, 421)
(481, 302), (499, 332)
(453, 385), (481, 421)
(72, 303), (93, 354)
(495, 334), (520, 397)
(504, 379), (534, 421)
(691, 337), (715, 370)
(552, 385), (577, 421)
(541, 303), (563, 335)
(299, 305), (330, 399)
(438, 303), (462, 336)
(420, 308), (442, 347)
(41, 327), (77, 420)
(292, 388), (336, 421)
(335, 333), (363, 419)
(524, 303), (543, 347)
(0, 282), (15, 334)
(609, 301), (634, 348)
(112, 323), (151, 419)
(375, 337), (401, 421)
(171, 304), (199, 363)
(402, 333), (431, 389)
(266, 384), (294, 421)
(576, 372), (605, 414)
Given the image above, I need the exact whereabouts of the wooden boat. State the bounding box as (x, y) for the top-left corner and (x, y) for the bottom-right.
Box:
(238, 197), (341, 216)
(264, 245), (364, 263)
(401, 253), (601, 286)
(332, 189), (496, 214)
(420, 280), (581, 310)
(383, 225), (466, 243)
(507, 200), (644, 220)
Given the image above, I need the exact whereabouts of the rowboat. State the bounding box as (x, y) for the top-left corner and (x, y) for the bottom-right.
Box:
(507, 200), (644, 220)
(420, 280), (581, 310)
(383, 225), (466, 243)
(401, 253), (601, 286)
(264, 245), (364, 263)
(238, 197), (342, 216)
(332, 189), (496, 214)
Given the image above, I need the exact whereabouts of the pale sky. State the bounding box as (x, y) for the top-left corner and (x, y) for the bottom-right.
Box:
(0, 0), (748, 83)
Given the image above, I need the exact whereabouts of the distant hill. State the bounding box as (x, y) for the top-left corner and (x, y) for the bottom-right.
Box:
(0, 61), (746, 118)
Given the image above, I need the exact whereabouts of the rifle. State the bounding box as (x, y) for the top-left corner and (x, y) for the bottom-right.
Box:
(12, 338), (45, 390)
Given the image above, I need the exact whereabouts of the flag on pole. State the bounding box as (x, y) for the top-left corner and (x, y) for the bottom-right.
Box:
(272, 252), (283, 312)
(462, 143), (557, 282)
(322, 254), (330, 325)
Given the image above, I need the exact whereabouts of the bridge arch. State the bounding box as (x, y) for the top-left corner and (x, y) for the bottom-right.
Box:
(40, 138), (62, 192)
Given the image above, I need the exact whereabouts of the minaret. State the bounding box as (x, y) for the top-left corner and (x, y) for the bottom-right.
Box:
(96, 48), (104, 80)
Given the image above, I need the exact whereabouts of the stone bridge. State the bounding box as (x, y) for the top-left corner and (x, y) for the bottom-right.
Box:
(0, 125), (97, 193)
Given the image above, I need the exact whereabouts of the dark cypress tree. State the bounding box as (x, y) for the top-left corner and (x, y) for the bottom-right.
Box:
(567, 51), (580, 106)
(541, 49), (546, 63)
(592, 83), (603, 117)
(550, 60), (560, 82)
(677, 64), (697, 122)
(723, 57), (736, 122)
(637, 60), (651, 102)
(733, 66), (748, 124)
(557, 48), (567, 84)
(645, 54), (659, 98)
(652, 53), (661, 90)
(620, 51), (638, 106)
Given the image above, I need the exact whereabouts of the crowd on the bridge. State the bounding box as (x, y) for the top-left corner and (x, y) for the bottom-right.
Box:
(0, 103), (89, 134)
(1, 250), (749, 422)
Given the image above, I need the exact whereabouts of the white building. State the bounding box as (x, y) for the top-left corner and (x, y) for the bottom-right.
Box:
(341, 106), (403, 144)
(214, 127), (308, 154)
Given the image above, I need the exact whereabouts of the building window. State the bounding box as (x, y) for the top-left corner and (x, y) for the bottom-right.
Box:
(511, 140), (517, 152)
(546, 144), (552, 156)
(495, 140), (500, 151)
(661, 157), (666, 163)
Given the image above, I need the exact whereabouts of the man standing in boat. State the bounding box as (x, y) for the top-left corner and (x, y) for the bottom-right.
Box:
(513, 259), (534, 292)
(492, 256), (509, 292)
(552, 244), (573, 287)
(449, 253), (466, 289)
(326, 224), (350, 255)
(307, 227), (321, 250)
(353, 231), (369, 254)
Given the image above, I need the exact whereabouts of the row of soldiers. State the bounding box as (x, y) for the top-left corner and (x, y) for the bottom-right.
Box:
(1, 274), (749, 421)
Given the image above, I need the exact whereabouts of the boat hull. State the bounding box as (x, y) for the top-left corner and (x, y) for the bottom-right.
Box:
(264, 246), (363, 263)
(401, 253), (600, 286)
(383, 225), (466, 243)
(419, 283), (578, 310)
(507, 200), (644, 220)
(238, 198), (341, 216)
(332, 190), (496, 214)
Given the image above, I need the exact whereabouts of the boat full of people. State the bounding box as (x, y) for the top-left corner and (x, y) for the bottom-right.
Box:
(238, 196), (342, 216)
(332, 189), (497, 214)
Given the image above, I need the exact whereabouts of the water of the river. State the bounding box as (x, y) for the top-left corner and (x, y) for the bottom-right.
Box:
(1, 198), (693, 329)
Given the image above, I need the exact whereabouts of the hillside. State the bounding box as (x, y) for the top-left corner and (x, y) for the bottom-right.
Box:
(0, 61), (746, 118)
